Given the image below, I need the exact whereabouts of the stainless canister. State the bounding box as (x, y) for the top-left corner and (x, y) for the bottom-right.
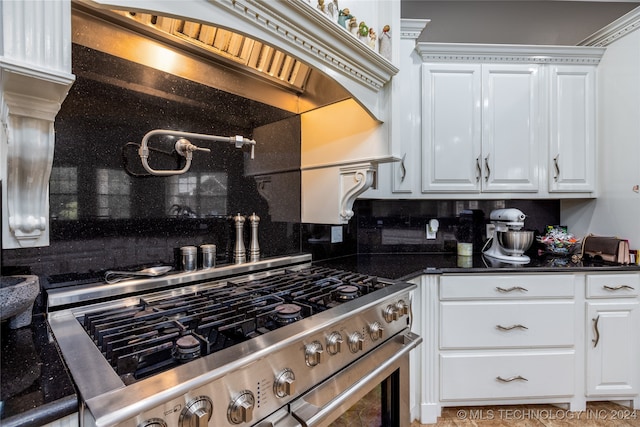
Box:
(180, 246), (197, 271)
(200, 244), (216, 269)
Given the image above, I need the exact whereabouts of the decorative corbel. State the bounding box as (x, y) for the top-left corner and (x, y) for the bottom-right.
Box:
(1, 67), (75, 248)
(339, 163), (377, 224)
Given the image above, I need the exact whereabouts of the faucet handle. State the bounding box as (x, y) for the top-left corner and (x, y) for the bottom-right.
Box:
(175, 138), (211, 157)
(233, 135), (256, 159)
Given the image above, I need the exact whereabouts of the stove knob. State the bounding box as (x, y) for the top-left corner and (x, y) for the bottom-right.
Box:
(305, 341), (324, 367)
(368, 321), (384, 341)
(383, 304), (399, 323)
(227, 390), (255, 425)
(396, 300), (409, 317)
(348, 331), (365, 353)
(274, 368), (296, 398)
(179, 396), (213, 427)
(326, 331), (344, 355)
(138, 418), (168, 427)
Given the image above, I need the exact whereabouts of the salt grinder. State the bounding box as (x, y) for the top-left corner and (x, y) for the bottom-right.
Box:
(233, 213), (246, 264)
(248, 212), (260, 262)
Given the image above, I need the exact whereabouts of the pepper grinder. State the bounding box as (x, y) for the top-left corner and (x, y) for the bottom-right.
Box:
(248, 212), (260, 262)
(233, 213), (246, 264)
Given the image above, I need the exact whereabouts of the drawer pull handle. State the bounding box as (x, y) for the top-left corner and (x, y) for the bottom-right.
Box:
(495, 286), (528, 293)
(603, 285), (635, 291)
(496, 375), (528, 383)
(496, 324), (528, 331)
(592, 316), (600, 348)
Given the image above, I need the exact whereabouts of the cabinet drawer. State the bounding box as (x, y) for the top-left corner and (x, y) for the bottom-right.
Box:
(440, 351), (575, 401)
(440, 301), (574, 349)
(440, 274), (575, 300)
(586, 274), (639, 298)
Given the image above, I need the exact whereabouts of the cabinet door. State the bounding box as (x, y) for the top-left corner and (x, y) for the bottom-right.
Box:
(421, 63), (482, 192)
(548, 65), (596, 193)
(586, 301), (639, 397)
(481, 64), (540, 192)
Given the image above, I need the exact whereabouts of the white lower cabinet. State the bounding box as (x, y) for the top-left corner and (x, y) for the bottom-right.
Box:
(412, 271), (640, 425)
(437, 274), (577, 403)
(585, 274), (640, 402)
(440, 350), (575, 400)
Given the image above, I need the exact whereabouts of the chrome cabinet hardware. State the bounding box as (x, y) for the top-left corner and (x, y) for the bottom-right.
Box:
(496, 324), (528, 331)
(603, 285), (635, 291)
(553, 154), (560, 181)
(496, 375), (528, 382)
(484, 154), (491, 182)
(592, 316), (600, 348)
(495, 286), (528, 293)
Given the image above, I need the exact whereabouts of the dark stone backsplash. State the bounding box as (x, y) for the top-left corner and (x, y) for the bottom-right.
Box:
(1, 44), (562, 287)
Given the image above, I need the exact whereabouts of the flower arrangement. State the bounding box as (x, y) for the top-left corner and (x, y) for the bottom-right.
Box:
(537, 226), (580, 256)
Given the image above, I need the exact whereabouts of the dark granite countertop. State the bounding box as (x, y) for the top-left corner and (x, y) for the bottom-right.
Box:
(315, 253), (640, 281)
(1, 314), (77, 427)
(3, 252), (639, 425)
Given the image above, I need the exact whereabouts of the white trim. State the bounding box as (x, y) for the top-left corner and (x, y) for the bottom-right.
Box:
(416, 43), (605, 65)
(401, 19), (430, 40)
(579, 6), (640, 47)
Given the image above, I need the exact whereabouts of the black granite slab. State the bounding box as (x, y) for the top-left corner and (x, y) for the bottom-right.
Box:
(2, 252), (638, 425)
(315, 253), (640, 281)
(1, 314), (78, 427)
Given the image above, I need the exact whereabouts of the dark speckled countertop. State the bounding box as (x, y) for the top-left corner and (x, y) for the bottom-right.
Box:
(315, 253), (640, 281)
(1, 314), (77, 427)
(2, 252), (638, 425)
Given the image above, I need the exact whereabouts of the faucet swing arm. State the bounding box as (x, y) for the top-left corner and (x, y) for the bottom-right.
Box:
(138, 129), (256, 176)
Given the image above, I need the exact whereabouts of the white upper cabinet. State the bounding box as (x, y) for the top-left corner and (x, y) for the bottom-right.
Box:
(422, 63), (540, 193)
(365, 43), (605, 200)
(482, 64), (540, 192)
(548, 65), (597, 193)
(422, 63), (482, 192)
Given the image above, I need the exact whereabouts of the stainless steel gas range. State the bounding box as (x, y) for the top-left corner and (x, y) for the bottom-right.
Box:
(46, 254), (421, 427)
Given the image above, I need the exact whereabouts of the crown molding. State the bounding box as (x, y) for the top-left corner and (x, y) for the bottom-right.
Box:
(401, 19), (430, 40)
(579, 6), (640, 47)
(416, 42), (605, 65)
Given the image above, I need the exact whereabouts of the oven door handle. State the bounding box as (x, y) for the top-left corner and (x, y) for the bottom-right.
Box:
(289, 331), (421, 427)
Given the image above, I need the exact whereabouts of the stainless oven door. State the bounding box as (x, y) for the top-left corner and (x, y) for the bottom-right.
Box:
(259, 331), (421, 427)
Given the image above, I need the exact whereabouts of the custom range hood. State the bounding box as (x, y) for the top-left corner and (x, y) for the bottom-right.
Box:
(73, 0), (401, 225)
(1, 0), (399, 250)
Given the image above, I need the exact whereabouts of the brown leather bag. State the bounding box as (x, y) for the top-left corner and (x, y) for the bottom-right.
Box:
(581, 234), (631, 264)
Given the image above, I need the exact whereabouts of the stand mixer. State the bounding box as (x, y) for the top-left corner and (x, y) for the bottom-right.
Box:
(483, 208), (534, 264)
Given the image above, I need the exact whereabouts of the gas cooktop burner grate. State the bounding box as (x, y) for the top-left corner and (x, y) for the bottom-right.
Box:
(78, 266), (387, 381)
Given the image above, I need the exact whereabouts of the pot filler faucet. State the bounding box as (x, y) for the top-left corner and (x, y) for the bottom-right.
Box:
(138, 129), (256, 176)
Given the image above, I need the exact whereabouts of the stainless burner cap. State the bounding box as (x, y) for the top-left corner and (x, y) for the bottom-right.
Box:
(274, 304), (303, 324)
(173, 334), (201, 362)
(337, 285), (359, 300)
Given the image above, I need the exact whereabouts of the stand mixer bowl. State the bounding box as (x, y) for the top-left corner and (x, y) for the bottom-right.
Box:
(497, 230), (534, 256)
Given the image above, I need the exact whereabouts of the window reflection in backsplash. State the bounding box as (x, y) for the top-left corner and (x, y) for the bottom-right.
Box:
(50, 167), (78, 220)
(301, 199), (562, 262)
(353, 199), (561, 254)
(96, 168), (132, 219)
(166, 172), (228, 218)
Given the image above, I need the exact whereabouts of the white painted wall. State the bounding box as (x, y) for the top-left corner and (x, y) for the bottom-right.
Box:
(561, 26), (640, 250)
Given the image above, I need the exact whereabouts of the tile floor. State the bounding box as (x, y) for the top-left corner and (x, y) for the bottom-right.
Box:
(411, 402), (640, 426)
